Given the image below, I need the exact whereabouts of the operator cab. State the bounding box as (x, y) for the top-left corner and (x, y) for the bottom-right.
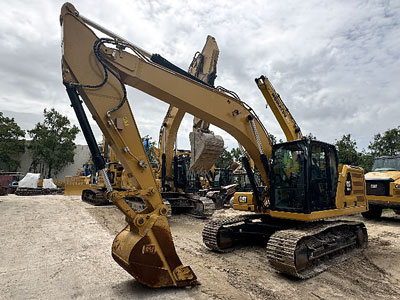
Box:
(270, 140), (338, 213)
(213, 168), (234, 188)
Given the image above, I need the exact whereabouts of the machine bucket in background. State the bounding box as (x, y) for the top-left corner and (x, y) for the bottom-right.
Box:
(189, 131), (224, 172)
(111, 216), (197, 287)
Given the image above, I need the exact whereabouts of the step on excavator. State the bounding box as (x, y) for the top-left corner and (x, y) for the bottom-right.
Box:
(60, 2), (368, 287)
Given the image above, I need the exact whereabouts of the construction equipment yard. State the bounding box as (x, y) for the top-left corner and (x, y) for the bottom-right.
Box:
(1, 194), (399, 300)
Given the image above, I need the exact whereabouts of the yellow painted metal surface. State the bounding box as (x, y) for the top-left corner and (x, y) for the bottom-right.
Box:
(232, 192), (257, 212)
(64, 176), (92, 195)
(256, 76), (302, 141)
(365, 170), (400, 206)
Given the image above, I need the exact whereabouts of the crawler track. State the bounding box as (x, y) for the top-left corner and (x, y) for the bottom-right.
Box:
(15, 188), (63, 196)
(81, 189), (110, 206)
(165, 194), (216, 218)
(267, 221), (367, 278)
(202, 214), (263, 252)
(189, 197), (216, 218)
(203, 215), (368, 278)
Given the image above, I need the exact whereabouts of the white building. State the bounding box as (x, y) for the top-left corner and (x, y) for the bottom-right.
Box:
(17, 144), (91, 181)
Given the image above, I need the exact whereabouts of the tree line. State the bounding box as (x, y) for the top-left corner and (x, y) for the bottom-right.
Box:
(336, 127), (400, 172)
(1, 107), (398, 177)
(0, 109), (79, 178)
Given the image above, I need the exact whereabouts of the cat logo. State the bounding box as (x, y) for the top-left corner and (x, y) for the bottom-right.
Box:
(238, 195), (248, 203)
(142, 244), (156, 254)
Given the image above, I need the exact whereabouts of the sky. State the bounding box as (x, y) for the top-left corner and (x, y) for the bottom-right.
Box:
(1, 0), (399, 152)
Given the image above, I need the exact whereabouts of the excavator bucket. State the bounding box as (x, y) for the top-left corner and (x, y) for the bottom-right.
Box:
(187, 34), (223, 173)
(111, 215), (197, 287)
(189, 131), (224, 172)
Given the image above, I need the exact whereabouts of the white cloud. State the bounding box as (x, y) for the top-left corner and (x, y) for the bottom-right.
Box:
(0, 0), (399, 153)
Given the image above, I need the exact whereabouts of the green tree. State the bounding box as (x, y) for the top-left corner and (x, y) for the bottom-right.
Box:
(215, 148), (233, 169)
(335, 134), (359, 165)
(358, 150), (374, 173)
(305, 132), (317, 140)
(268, 133), (277, 145)
(368, 126), (400, 156)
(0, 112), (25, 171)
(28, 108), (79, 178)
(230, 147), (242, 162)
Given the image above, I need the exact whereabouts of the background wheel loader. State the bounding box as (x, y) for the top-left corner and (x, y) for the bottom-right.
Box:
(362, 155), (400, 219)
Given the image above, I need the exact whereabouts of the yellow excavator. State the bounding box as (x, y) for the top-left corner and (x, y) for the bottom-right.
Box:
(60, 2), (368, 287)
(153, 35), (222, 217)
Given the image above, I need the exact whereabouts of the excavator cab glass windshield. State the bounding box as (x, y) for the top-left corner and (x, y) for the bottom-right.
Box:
(271, 140), (338, 213)
(310, 142), (337, 211)
(233, 173), (253, 191)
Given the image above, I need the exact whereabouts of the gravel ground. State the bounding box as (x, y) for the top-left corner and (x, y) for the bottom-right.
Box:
(1, 194), (400, 299)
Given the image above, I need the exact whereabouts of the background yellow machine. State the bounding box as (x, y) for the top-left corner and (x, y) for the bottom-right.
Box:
(80, 138), (135, 205)
(362, 155), (400, 218)
(154, 36), (221, 217)
(60, 2), (368, 287)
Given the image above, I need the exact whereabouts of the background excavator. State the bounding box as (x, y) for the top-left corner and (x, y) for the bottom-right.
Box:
(154, 35), (222, 217)
(61, 2), (368, 287)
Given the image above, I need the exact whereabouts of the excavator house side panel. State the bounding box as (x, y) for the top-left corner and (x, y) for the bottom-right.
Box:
(232, 192), (256, 211)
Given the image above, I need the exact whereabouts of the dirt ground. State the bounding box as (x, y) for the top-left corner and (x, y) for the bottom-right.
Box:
(1, 195), (400, 299)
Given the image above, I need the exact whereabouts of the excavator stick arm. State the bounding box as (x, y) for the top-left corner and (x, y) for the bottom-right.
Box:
(158, 106), (185, 179)
(256, 76), (302, 141)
